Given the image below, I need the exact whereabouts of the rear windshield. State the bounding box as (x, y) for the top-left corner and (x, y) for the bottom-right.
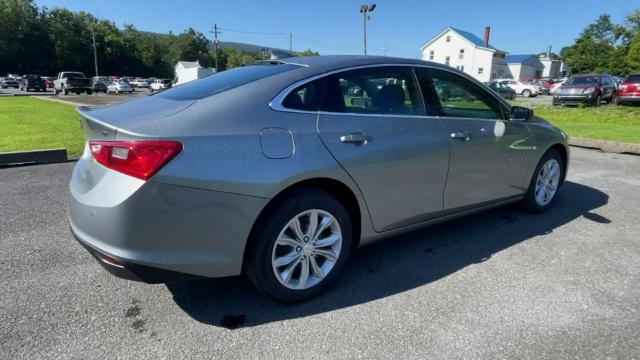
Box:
(626, 75), (640, 83)
(567, 76), (598, 85)
(63, 73), (85, 78)
(158, 63), (301, 100)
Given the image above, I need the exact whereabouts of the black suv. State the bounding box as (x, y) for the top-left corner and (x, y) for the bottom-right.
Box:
(19, 75), (46, 92)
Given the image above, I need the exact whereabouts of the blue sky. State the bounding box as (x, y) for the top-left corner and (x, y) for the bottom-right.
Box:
(37, 0), (639, 58)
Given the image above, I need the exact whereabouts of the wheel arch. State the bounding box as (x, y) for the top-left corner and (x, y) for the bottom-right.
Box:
(242, 177), (363, 271)
(546, 143), (569, 185)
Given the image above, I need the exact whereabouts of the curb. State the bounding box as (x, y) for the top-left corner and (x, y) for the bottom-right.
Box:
(0, 149), (68, 166)
(0, 92), (55, 97)
(32, 95), (87, 107)
(569, 137), (640, 156)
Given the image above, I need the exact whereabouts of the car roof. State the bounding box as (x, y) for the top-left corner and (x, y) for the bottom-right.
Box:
(278, 55), (452, 74)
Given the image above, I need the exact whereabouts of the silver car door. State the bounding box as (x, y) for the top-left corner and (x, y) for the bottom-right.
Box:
(316, 66), (450, 232)
(417, 67), (534, 210)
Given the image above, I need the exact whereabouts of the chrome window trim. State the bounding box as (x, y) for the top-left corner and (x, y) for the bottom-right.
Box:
(268, 63), (511, 120)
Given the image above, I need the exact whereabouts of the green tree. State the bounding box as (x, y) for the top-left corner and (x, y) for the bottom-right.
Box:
(297, 49), (319, 56)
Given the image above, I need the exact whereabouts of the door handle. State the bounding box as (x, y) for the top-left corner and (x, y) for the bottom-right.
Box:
(450, 131), (471, 141)
(340, 132), (373, 145)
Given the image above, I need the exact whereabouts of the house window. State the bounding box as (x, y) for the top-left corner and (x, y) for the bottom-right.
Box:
(446, 35), (451, 42)
(459, 49), (464, 59)
(478, 67), (484, 75)
(456, 65), (464, 72)
(445, 56), (450, 66)
(429, 50), (434, 60)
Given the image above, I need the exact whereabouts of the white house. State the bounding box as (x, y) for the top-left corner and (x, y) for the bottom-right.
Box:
(538, 56), (563, 79)
(505, 54), (545, 79)
(174, 61), (216, 86)
(420, 27), (509, 82)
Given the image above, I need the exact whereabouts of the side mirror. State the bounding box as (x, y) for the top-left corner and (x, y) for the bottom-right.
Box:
(510, 106), (533, 122)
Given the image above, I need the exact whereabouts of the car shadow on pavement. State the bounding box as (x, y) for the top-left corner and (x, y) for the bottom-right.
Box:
(167, 181), (609, 329)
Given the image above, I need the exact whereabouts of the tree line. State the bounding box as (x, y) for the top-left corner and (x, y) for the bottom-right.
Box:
(2, 0), (639, 78)
(0, 0), (317, 78)
(561, 10), (640, 75)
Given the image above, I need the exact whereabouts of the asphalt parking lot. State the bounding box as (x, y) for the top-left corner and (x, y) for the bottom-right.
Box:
(1, 147), (639, 359)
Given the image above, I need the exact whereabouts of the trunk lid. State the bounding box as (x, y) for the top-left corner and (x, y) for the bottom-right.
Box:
(76, 95), (196, 140)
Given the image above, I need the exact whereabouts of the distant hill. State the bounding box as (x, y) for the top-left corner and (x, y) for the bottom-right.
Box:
(214, 41), (290, 54)
(139, 31), (290, 54)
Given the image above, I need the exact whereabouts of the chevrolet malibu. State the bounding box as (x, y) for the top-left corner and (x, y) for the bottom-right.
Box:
(69, 56), (569, 302)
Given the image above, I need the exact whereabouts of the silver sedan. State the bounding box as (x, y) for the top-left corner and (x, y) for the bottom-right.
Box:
(68, 56), (569, 302)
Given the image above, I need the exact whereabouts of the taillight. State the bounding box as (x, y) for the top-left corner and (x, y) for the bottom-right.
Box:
(89, 141), (182, 180)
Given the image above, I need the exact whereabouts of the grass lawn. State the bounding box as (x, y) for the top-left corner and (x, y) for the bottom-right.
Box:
(530, 104), (640, 144)
(0, 97), (84, 157)
(0, 97), (639, 160)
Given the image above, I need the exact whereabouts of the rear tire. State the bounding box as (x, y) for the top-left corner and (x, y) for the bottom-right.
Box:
(245, 188), (353, 303)
(522, 89), (532, 98)
(613, 96), (620, 105)
(521, 149), (564, 213)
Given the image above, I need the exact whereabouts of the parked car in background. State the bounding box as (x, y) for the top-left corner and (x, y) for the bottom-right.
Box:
(107, 80), (133, 94)
(54, 71), (92, 95)
(549, 78), (567, 94)
(525, 80), (549, 95)
(497, 79), (539, 97)
(69, 56), (569, 302)
(19, 74), (46, 92)
(150, 78), (172, 92)
(1, 77), (19, 88)
(130, 78), (150, 88)
(614, 74), (640, 105)
(42, 76), (55, 88)
(91, 76), (110, 93)
(553, 74), (617, 106)
(484, 81), (516, 100)
(613, 76), (624, 88)
(7, 73), (21, 82)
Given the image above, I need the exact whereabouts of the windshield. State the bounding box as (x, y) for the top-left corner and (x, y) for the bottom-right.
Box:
(158, 63), (301, 100)
(626, 75), (640, 83)
(567, 76), (598, 85)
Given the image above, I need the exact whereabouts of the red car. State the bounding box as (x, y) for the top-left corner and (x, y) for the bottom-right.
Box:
(42, 76), (54, 88)
(520, 78), (554, 89)
(615, 74), (640, 105)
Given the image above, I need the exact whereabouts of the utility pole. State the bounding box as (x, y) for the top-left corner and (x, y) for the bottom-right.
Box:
(91, 24), (98, 77)
(382, 47), (387, 56)
(359, 4), (376, 55)
(289, 32), (292, 53)
(210, 24), (221, 71)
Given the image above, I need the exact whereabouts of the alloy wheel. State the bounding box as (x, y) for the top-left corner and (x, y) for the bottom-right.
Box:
(535, 159), (561, 206)
(271, 209), (342, 290)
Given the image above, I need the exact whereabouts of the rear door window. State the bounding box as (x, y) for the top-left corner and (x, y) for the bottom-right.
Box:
(320, 66), (425, 116)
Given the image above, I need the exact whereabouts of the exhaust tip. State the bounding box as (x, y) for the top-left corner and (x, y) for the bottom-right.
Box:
(96, 252), (124, 268)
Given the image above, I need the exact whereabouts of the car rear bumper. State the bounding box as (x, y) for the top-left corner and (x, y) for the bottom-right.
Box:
(616, 95), (640, 103)
(68, 150), (268, 282)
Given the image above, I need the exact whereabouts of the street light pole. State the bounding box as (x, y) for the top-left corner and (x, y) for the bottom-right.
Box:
(90, 24), (98, 77)
(359, 4), (376, 55)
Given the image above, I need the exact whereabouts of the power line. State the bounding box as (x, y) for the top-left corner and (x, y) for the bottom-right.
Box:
(215, 25), (372, 53)
(218, 26), (288, 36)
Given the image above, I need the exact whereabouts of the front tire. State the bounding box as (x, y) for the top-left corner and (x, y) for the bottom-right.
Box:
(522, 89), (532, 98)
(521, 149), (564, 213)
(245, 188), (353, 303)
